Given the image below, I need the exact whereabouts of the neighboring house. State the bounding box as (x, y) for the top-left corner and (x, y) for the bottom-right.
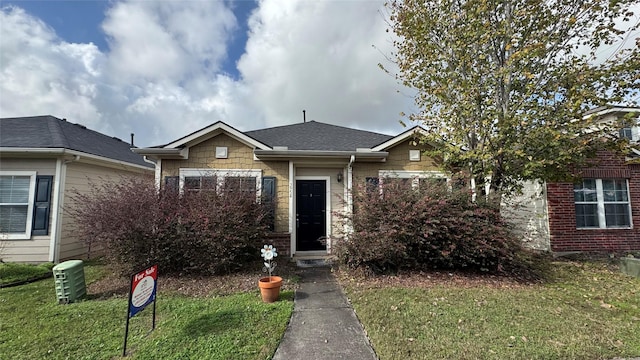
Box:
(0, 115), (154, 262)
(134, 120), (444, 257)
(511, 106), (640, 253)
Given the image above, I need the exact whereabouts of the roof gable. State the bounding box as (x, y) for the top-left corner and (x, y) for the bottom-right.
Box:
(163, 121), (271, 150)
(371, 126), (430, 151)
(245, 121), (393, 151)
(0, 115), (152, 168)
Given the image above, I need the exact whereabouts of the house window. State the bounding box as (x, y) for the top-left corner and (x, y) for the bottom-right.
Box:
(0, 172), (36, 239)
(619, 127), (633, 141)
(574, 179), (631, 229)
(377, 170), (448, 190)
(224, 176), (257, 195)
(184, 176), (217, 192)
(179, 169), (262, 198)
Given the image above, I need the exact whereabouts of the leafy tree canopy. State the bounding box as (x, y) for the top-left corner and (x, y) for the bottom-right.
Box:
(387, 0), (639, 196)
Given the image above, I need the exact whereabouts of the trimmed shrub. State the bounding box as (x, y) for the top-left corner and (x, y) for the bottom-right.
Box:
(334, 179), (526, 275)
(67, 176), (270, 275)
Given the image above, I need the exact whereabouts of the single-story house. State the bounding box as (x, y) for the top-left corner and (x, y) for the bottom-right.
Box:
(0, 115), (154, 262)
(134, 120), (444, 257)
(512, 106), (640, 253)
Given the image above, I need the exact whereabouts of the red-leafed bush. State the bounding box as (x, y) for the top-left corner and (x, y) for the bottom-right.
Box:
(67, 176), (270, 275)
(334, 179), (528, 275)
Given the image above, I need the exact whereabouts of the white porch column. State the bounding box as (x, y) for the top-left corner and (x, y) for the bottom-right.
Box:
(288, 161), (295, 255)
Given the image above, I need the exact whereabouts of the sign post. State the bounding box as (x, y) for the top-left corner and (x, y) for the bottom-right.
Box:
(123, 264), (158, 357)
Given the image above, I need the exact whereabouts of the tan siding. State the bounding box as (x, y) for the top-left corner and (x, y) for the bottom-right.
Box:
(0, 158), (56, 262)
(161, 134), (290, 232)
(353, 140), (441, 181)
(1, 236), (50, 263)
(0, 158), (56, 174)
(59, 162), (151, 260)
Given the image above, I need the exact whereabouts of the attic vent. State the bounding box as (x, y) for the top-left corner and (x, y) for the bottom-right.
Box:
(75, 124), (87, 129)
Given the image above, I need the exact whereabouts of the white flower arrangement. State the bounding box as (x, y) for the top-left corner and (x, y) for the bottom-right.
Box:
(261, 244), (278, 281)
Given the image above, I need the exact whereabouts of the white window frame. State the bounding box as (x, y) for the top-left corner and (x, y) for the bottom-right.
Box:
(179, 169), (262, 200)
(378, 170), (448, 190)
(0, 171), (37, 240)
(575, 178), (633, 229)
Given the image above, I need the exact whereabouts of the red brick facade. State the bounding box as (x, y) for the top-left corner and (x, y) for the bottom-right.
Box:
(265, 233), (291, 257)
(547, 151), (640, 252)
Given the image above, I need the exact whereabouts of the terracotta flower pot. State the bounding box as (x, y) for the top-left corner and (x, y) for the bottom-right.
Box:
(258, 276), (283, 303)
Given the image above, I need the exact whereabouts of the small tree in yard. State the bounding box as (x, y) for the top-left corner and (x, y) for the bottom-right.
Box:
(67, 176), (271, 275)
(386, 0), (639, 200)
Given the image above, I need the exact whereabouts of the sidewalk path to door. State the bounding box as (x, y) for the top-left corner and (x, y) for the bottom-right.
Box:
(272, 266), (378, 360)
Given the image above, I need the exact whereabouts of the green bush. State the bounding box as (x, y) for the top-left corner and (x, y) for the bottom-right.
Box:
(67, 177), (270, 275)
(334, 179), (529, 275)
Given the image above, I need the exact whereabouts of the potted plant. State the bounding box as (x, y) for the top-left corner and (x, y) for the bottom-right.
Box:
(258, 245), (282, 303)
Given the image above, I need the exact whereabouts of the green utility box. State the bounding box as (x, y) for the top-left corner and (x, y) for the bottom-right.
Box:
(53, 260), (87, 304)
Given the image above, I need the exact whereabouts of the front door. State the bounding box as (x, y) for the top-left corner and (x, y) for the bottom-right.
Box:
(296, 180), (327, 251)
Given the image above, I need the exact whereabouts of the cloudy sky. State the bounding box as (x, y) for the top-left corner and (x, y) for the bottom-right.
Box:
(0, 0), (416, 147)
(1, 1), (638, 148)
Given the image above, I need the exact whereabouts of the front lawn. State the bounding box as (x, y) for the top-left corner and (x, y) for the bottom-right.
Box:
(342, 261), (640, 360)
(0, 262), (54, 285)
(0, 263), (294, 360)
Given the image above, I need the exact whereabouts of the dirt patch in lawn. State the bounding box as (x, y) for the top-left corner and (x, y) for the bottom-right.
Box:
(87, 262), (301, 300)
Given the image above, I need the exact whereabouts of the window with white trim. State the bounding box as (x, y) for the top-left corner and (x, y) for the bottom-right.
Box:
(179, 169), (262, 199)
(0, 172), (36, 239)
(574, 178), (631, 229)
(377, 170), (448, 190)
(619, 127), (633, 141)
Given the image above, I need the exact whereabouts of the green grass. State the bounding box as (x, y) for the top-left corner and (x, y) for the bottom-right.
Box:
(343, 261), (640, 360)
(0, 264), (294, 360)
(0, 262), (54, 285)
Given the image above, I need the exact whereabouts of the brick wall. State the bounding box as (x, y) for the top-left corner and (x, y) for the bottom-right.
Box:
(547, 151), (640, 252)
(265, 232), (291, 257)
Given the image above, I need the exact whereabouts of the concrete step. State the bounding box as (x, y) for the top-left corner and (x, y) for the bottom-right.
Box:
(296, 258), (332, 268)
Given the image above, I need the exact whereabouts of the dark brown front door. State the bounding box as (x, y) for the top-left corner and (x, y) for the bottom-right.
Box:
(296, 180), (327, 251)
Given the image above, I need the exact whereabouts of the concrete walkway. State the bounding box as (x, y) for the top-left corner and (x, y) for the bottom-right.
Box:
(272, 267), (378, 360)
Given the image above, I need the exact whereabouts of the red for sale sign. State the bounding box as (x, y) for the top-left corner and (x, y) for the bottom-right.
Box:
(128, 265), (158, 318)
(123, 264), (158, 356)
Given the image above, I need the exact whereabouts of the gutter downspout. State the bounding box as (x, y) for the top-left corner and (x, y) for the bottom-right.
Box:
(143, 156), (160, 190)
(49, 154), (80, 263)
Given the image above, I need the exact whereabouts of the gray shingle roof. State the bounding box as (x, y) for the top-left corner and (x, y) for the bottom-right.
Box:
(245, 121), (393, 151)
(0, 115), (152, 168)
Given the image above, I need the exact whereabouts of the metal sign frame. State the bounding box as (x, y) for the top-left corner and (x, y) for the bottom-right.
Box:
(123, 264), (158, 357)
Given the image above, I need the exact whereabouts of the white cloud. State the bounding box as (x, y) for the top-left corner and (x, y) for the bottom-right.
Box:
(1, 0), (414, 148)
(0, 6), (105, 130)
(239, 0), (412, 134)
(0, 2), (248, 146)
(102, 1), (237, 84)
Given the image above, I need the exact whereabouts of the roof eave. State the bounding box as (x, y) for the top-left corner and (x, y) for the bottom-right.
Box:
(254, 149), (389, 161)
(583, 106), (640, 119)
(0, 147), (66, 155)
(371, 126), (433, 151)
(0, 147), (154, 170)
(132, 147), (189, 160)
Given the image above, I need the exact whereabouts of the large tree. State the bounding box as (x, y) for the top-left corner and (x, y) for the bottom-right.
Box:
(387, 0), (639, 197)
